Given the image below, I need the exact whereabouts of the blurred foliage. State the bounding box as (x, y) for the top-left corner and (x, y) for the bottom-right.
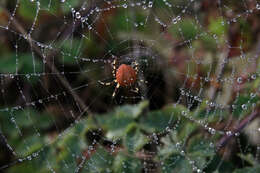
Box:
(1, 97), (259, 173)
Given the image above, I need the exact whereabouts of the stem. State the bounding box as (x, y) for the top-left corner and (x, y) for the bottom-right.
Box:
(217, 109), (259, 150)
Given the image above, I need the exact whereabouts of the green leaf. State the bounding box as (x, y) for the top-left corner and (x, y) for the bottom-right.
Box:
(97, 101), (148, 140)
(56, 133), (82, 162)
(232, 95), (259, 117)
(201, 34), (218, 51)
(0, 53), (42, 75)
(178, 122), (198, 140)
(60, 0), (81, 13)
(16, 135), (44, 157)
(19, 0), (59, 21)
(84, 146), (114, 173)
(160, 153), (193, 173)
(0, 54), (19, 73)
(205, 155), (235, 173)
(7, 161), (43, 173)
(113, 153), (142, 173)
(186, 135), (215, 169)
(169, 19), (200, 41)
(157, 134), (179, 159)
(111, 9), (133, 32)
(14, 109), (52, 130)
(187, 135), (215, 157)
(99, 112), (134, 140)
(233, 166), (260, 173)
(117, 100), (149, 119)
(20, 54), (42, 74)
(208, 18), (227, 36)
(58, 39), (86, 64)
(55, 136), (81, 172)
(237, 153), (256, 166)
(124, 123), (149, 153)
(18, 0), (38, 21)
(140, 104), (186, 132)
(140, 111), (171, 132)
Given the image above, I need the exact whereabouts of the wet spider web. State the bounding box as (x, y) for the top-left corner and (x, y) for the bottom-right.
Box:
(0, 0), (260, 172)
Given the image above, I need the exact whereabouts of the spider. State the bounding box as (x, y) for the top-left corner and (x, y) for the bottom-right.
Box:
(99, 59), (145, 98)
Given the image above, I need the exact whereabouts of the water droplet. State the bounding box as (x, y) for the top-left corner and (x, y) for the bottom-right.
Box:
(148, 1), (153, 8)
(95, 8), (100, 12)
(250, 93), (256, 98)
(27, 156), (32, 160)
(209, 102), (214, 107)
(210, 129), (216, 135)
(256, 4), (260, 10)
(10, 74), (14, 79)
(235, 132), (240, 136)
(176, 142), (181, 148)
(241, 104), (247, 110)
(181, 110), (187, 116)
(251, 74), (257, 80)
(172, 16), (181, 24)
(237, 77), (243, 84)
(75, 12), (81, 19)
(226, 131), (232, 136)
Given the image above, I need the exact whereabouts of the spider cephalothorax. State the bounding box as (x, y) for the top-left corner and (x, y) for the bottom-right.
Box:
(99, 59), (143, 98)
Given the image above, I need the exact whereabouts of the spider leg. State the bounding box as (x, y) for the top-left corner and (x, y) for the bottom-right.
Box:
(112, 83), (120, 98)
(133, 61), (139, 74)
(133, 60), (148, 84)
(139, 79), (148, 84)
(98, 80), (114, 86)
(130, 87), (139, 93)
(112, 59), (117, 77)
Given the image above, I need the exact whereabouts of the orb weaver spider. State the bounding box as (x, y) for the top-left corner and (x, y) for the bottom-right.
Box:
(99, 58), (145, 98)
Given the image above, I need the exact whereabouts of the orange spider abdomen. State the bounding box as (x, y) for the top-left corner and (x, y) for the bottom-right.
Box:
(116, 64), (137, 87)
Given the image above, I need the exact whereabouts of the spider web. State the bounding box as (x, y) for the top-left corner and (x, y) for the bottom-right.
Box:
(0, 0), (259, 172)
